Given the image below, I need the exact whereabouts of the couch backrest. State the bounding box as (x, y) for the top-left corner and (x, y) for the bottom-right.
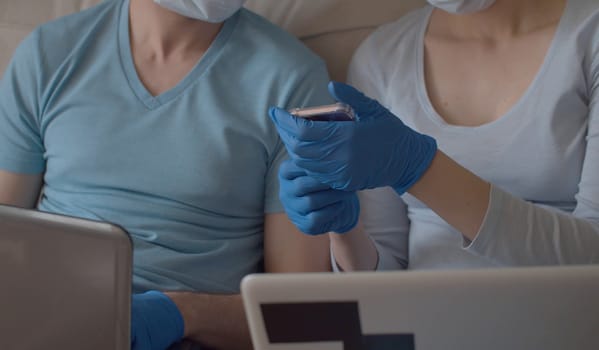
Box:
(0, 0), (426, 81)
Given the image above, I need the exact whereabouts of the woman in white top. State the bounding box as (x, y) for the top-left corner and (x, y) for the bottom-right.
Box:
(270, 0), (599, 270)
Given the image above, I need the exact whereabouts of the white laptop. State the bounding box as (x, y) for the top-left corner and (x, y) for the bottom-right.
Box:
(242, 266), (599, 350)
(0, 204), (132, 350)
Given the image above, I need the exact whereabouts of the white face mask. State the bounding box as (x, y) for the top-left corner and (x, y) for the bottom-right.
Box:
(154, 0), (247, 22)
(427, 0), (496, 14)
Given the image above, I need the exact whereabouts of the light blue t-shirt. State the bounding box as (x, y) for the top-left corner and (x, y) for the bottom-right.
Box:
(0, 0), (332, 293)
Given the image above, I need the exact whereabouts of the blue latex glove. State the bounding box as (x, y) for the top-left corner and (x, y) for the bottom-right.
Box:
(279, 159), (360, 235)
(131, 291), (185, 350)
(270, 82), (438, 194)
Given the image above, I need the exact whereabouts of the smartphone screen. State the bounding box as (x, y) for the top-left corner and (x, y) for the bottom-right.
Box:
(288, 103), (355, 121)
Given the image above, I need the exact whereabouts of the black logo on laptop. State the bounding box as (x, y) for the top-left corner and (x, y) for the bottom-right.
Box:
(260, 302), (415, 350)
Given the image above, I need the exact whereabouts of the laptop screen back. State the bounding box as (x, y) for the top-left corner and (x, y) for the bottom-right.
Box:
(0, 205), (132, 350)
(242, 266), (599, 350)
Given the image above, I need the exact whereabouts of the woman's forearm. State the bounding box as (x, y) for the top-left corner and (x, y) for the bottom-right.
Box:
(329, 223), (379, 271)
(409, 151), (491, 241)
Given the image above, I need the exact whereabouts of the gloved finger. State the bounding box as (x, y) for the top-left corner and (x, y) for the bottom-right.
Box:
(280, 162), (337, 198)
(280, 160), (329, 190)
(301, 196), (359, 235)
(293, 149), (346, 171)
(290, 188), (356, 216)
(292, 156), (351, 190)
(290, 129), (351, 161)
(331, 196), (360, 234)
(280, 160), (336, 203)
(328, 82), (383, 121)
(279, 159), (307, 181)
(269, 106), (340, 142)
(290, 175), (335, 195)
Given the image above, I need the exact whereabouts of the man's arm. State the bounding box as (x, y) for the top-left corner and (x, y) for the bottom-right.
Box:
(164, 213), (331, 350)
(0, 170), (43, 208)
(263, 212), (332, 273)
(163, 292), (249, 350)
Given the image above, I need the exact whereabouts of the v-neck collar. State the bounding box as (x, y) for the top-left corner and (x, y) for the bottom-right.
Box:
(117, 0), (239, 110)
(414, 0), (571, 132)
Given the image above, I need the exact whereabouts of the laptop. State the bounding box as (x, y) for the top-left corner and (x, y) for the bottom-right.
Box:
(0, 204), (132, 350)
(242, 266), (599, 350)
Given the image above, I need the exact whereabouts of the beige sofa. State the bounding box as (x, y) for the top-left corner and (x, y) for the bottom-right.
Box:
(0, 0), (426, 81)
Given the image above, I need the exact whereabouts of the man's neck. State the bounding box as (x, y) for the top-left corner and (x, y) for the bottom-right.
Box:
(129, 0), (223, 61)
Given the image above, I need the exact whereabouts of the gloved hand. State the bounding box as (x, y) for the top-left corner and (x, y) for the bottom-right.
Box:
(279, 159), (360, 235)
(131, 291), (184, 350)
(270, 82), (438, 195)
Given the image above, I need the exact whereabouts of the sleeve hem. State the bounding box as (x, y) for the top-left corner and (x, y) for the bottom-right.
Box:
(463, 184), (506, 255)
(330, 245), (344, 273)
(0, 158), (45, 175)
(374, 240), (401, 271)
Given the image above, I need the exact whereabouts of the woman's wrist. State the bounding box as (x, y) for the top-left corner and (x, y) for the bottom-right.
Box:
(409, 151), (491, 240)
(328, 225), (378, 271)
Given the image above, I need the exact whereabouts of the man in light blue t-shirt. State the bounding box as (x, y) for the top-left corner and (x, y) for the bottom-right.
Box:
(0, 0), (333, 348)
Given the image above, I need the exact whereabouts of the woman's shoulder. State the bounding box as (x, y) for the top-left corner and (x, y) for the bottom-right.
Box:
(363, 6), (431, 55)
(350, 6), (430, 78)
(563, 0), (599, 84)
(568, 0), (599, 16)
(563, 0), (599, 41)
(347, 6), (430, 103)
(351, 6), (430, 72)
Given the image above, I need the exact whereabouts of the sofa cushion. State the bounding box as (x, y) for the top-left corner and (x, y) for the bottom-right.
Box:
(0, 0), (425, 80)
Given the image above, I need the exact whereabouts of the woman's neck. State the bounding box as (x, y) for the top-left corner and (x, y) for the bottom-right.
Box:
(429, 0), (566, 40)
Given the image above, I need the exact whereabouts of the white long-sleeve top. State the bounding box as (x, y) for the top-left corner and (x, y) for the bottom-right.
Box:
(347, 0), (599, 270)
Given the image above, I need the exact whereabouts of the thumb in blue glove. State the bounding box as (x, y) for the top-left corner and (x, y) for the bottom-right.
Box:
(131, 290), (184, 350)
(279, 159), (360, 235)
(270, 82), (437, 195)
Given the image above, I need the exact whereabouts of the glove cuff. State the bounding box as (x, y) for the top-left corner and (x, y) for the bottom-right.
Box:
(333, 193), (361, 234)
(145, 290), (185, 342)
(393, 133), (437, 195)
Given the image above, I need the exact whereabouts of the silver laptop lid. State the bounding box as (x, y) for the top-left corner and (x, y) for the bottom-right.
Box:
(242, 266), (599, 350)
(0, 205), (132, 350)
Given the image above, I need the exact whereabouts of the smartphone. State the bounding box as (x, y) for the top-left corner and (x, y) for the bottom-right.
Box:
(288, 102), (355, 121)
